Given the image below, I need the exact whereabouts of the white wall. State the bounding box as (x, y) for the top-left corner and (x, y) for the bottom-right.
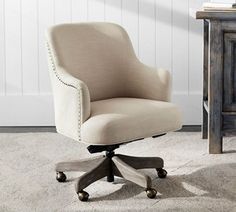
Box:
(211, 0), (235, 2)
(0, 0), (205, 126)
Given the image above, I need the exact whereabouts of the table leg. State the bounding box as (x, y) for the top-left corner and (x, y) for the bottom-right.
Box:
(208, 20), (223, 154)
(202, 20), (209, 139)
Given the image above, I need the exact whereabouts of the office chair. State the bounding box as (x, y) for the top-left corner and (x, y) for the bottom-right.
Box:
(46, 23), (182, 201)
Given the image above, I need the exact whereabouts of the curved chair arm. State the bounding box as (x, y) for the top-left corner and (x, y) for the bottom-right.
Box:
(127, 61), (171, 102)
(47, 46), (90, 141)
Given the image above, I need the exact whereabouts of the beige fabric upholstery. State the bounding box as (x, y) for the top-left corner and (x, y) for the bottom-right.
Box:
(47, 23), (171, 102)
(47, 62), (90, 141)
(46, 22), (182, 144)
(81, 98), (182, 145)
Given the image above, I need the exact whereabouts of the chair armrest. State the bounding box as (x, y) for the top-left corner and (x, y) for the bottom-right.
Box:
(49, 64), (91, 141)
(127, 61), (171, 102)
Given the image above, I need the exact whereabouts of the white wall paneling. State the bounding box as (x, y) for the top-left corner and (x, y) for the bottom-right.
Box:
(71, 0), (88, 22)
(172, 0), (189, 93)
(105, 0), (121, 24)
(4, 0), (22, 95)
(88, 0), (105, 21)
(0, 0), (205, 126)
(139, 0), (156, 67)
(211, 0), (235, 2)
(21, 0), (38, 94)
(189, 0), (203, 93)
(156, 0), (172, 72)
(0, 95), (54, 125)
(0, 0), (5, 95)
(38, 0), (54, 94)
(122, 0), (139, 55)
(54, 0), (72, 24)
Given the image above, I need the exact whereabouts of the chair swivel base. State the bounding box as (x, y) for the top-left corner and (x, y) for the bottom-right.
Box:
(55, 149), (167, 201)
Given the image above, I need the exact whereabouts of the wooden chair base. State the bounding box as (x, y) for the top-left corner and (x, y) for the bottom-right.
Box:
(55, 153), (167, 201)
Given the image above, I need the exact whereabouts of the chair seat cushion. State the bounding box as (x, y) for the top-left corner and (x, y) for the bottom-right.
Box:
(81, 98), (182, 145)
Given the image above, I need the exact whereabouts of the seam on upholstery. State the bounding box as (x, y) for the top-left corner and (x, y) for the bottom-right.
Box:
(46, 42), (81, 141)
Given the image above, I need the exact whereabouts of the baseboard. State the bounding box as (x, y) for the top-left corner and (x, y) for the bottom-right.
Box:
(179, 125), (201, 132)
(0, 93), (202, 126)
(0, 125), (200, 133)
(0, 126), (56, 133)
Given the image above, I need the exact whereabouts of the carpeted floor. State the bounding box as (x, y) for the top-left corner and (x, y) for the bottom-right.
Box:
(0, 132), (235, 212)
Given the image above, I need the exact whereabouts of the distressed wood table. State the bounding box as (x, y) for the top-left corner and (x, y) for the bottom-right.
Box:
(196, 11), (236, 154)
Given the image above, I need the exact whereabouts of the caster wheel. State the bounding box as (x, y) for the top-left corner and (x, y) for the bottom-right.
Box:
(146, 188), (157, 199)
(157, 168), (167, 178)
(78, 190), (89, 202)
(56, 172), (67, 182)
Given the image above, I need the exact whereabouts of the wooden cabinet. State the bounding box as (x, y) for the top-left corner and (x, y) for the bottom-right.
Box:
(223, 33), (236, 112)
(196, 11), (236, 154)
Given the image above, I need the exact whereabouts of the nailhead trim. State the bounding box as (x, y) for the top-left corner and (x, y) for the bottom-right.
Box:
(46, 42), (82, 141)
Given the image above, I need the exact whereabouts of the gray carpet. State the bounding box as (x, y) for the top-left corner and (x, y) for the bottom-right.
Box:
(0, 132), (235, 212)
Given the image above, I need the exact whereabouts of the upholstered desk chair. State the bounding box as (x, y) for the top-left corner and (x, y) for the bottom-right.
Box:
(46, 23), (182, 201)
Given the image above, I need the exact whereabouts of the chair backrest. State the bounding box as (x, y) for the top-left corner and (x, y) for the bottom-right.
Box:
(47, 23), (137, 101)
